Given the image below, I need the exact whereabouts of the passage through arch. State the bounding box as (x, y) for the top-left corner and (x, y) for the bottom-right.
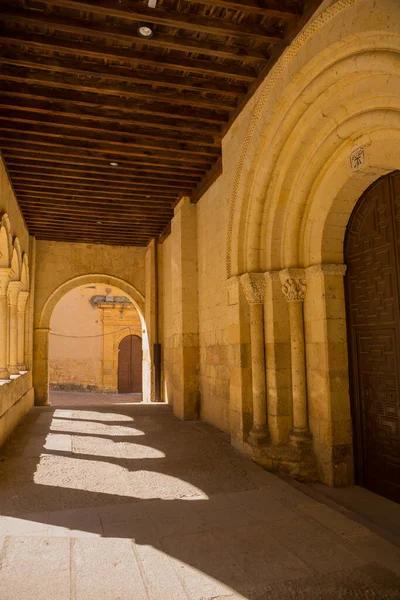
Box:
(345, 170), (400, 503)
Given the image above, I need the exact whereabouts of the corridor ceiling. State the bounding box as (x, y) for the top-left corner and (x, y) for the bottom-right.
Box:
(0, 0), (320, 246)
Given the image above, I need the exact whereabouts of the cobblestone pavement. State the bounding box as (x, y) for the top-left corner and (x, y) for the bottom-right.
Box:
(1, 395), (400, 599)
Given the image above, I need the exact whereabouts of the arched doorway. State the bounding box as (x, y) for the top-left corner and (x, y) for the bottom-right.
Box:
(117, 335), (142, 393)
(345, 171), (400, 503)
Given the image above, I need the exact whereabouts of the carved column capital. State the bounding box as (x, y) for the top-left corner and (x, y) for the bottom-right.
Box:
(305, 263), (347, 279)
(240, 272), (266, 304)
(17, 291), (29, 313)
(7, 280), (22, 305)
(0, 268), (12, 296)
(280, 268), (306, 302)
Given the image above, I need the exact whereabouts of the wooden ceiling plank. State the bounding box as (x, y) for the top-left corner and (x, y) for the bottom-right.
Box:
(6, 163), (202, 184)
(0, 108), (218, 147)
(14, 187), (178, 202)
(0, 130), (217, 163)
(11, 174), (189, 192)
(0, 51), (247, 98)
(0, 32), (259, 79)
(0, 92), (222, 135)
(0, 11), (269, 62)
(0, 143), (210, 172)
(184, 0), (300, 18)
(0, 81), (228, 125)
(0, 66), (237, 111)
(13, 1), (283, 42)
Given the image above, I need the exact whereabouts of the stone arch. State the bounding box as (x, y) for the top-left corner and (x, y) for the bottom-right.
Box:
(34, 274), (150, 405)
(226, 0), (400, 275)
(0, 213), (12, 268)
(20, 253), (29, 292)
(10, 237), (22, 281)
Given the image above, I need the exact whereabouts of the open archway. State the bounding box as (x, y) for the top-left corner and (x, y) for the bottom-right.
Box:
(33, 274), (150, 406)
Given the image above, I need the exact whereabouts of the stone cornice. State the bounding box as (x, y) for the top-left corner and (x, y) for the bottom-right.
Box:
(280, 268), (306, 302)
(240, 272), (266, 304)
(305, 264), (347, 279)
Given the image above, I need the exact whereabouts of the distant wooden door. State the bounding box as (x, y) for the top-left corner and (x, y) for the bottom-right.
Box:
(345, 171), (400, 503)
(118, 335), (142, 393)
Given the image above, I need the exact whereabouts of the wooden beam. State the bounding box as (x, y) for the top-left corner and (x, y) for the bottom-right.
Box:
(19, 1), (283, 42)
(33, 233), (150, 246)
(0, 51), (247, 98)
(0, 127), (219, 162)
(14, 187), (178, 203)
(0, 109), (217, 148)
(0, 81), (228, 125)
(6, 162), (202, 184)
(184, 0), (300, 18)
(0, 91), (222, 136)
(11, 173), (189, 192)
(0, 65), (237, 112)
(0, 31), (259, 79)
(19, 203), (173, 221)
(1, 151), (206, 177)
(0, 11), (269, 63)
(0, 142), (210, 172)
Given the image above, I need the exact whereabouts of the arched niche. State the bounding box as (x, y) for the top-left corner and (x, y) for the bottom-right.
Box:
(226, 0), (400, 275)
(10, 238), (22, 281)
(33, 274), (150, 406)
(0, 214), (12, 269)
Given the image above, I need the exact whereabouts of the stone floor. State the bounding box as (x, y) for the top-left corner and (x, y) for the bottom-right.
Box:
(1, 394), (400, 599)
(50, 390), (143, 406)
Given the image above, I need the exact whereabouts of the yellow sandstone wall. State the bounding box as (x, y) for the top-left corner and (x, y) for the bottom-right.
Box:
(160, 0), (400, 487)
(49, 284), (142, 392)
(0, 156), (35, 446)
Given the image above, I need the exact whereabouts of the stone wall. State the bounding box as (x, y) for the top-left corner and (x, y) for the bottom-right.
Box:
(33, 241), (147, 405)
(0, 156), (34, 446)
(159, 0), (400, 486)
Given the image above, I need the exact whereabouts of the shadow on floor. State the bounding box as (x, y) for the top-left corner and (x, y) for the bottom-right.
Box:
(1, 396), (400, 599)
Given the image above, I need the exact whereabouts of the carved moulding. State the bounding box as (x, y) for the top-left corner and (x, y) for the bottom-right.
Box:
(305, 263), (347, 279)
(240, 272), (266, 305)
(279, 268), (306, 302)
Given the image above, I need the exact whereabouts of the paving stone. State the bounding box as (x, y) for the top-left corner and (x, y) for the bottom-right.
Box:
(0, 537), (71, 600)
(256, 563), (400, 600)
(72, 537), (148, 600)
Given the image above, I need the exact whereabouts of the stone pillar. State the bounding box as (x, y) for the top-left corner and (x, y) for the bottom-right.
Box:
(280, 269), (311, 445)
(170, 197), (199, 420)
(304, 264), (352, 487)
(0, 268), (12, 379)
(33, 327), (50, 406)
(240, 273), (269, 445)
(7, 281), (22, 375)
(227, 275), (252, 445)
(17, 291), (29, 371)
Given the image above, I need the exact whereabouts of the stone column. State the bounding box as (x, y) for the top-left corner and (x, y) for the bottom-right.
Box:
(280, 269), (311, 445)
(7, 281), (22, 375)
(240, 273), (269, 445)
(17, 291), (29, 371)
(0, 268), (12, 379)
(33, 327), (50, 406)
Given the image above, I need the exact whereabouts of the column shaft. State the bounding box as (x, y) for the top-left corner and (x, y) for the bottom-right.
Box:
(248, 302), (269, 443)
(288, 300), (308, 433)
(8, 298), (19, 374)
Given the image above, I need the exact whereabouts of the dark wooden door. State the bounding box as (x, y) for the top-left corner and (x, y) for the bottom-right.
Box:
(118, 335), (142, 393)
(345, 171), (400, 503)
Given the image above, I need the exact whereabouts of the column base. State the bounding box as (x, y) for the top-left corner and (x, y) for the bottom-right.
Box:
(0, 368), (10, 379)
(17, 363), (27, 372)
(289, 429), (312, 447)
(248, 425), (270, 446)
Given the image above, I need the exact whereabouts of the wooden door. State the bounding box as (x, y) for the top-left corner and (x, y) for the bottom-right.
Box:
(118, 335), (142, 393)
(345, 171), (400, 503)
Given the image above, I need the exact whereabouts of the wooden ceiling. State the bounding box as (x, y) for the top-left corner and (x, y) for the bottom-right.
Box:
(0, 0), (321, 246)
